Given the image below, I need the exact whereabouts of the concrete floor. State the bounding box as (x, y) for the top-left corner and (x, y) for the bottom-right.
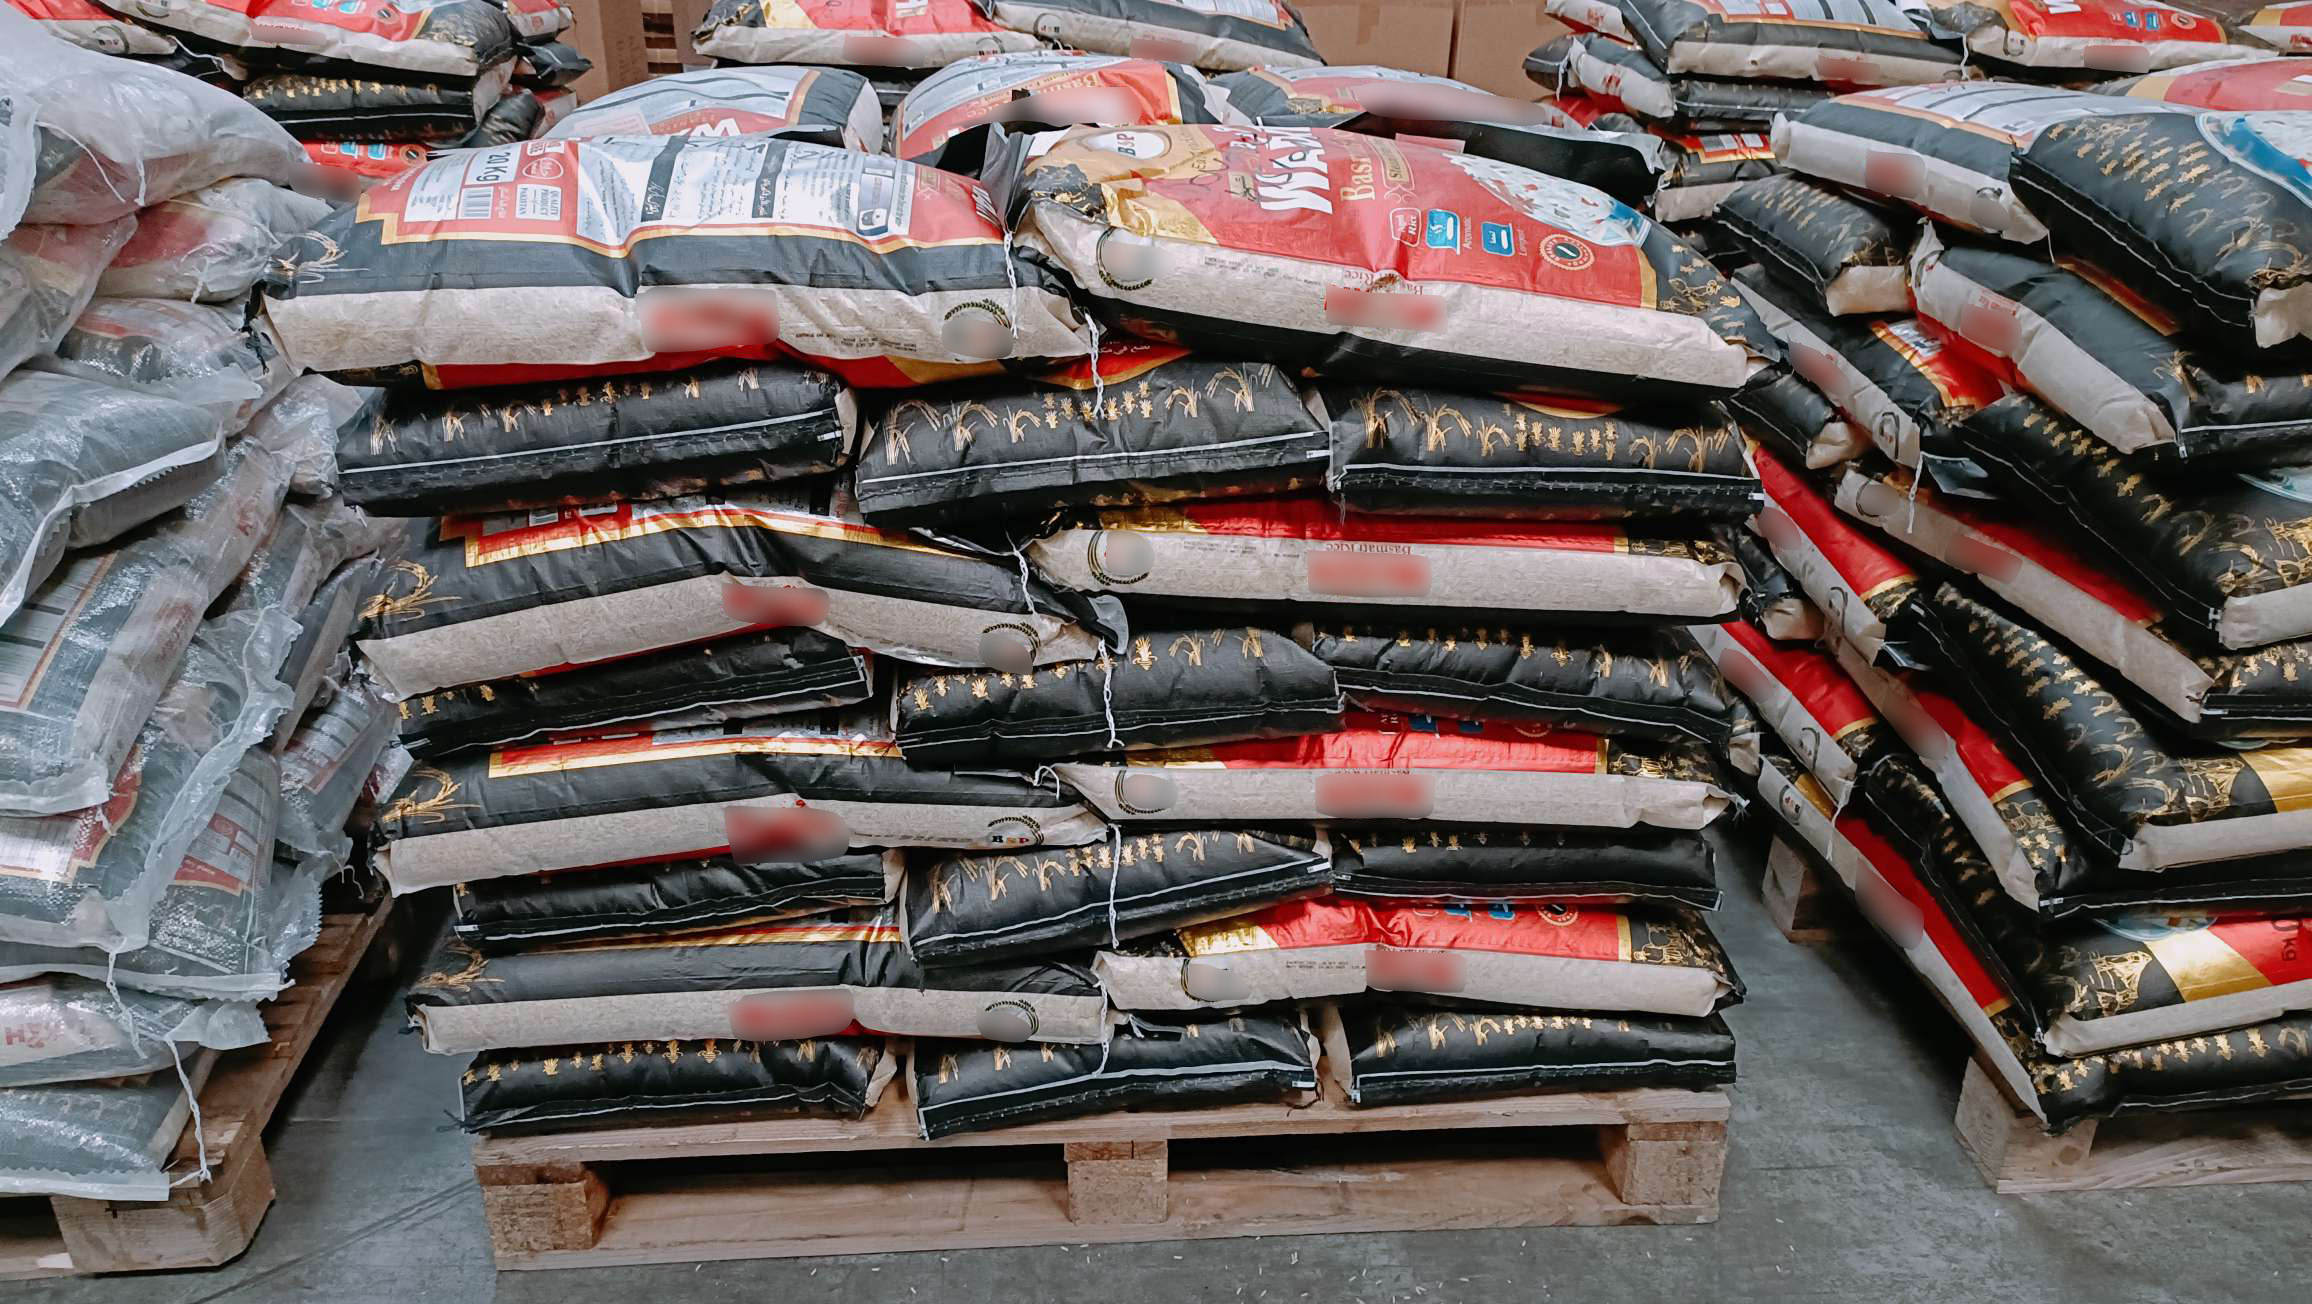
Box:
(18, 828), (2309, 1304)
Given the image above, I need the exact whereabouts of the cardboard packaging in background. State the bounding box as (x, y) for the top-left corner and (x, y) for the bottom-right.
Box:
(1450, 3), (1572, 97)
(1297, 0), (1458, 74)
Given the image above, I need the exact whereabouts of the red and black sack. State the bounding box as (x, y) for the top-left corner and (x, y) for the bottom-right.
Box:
(1773, 85), (2177, 243)
(1651, 128), (1776, 221)
(1911, 230), (2312, 463)
(394, 629), (874, 758)
(2244, 2), (2312, 50)
(1006, 124), (1776, 400)
(1054, 711), (1730, 830)
(546, 66), (884, 151)
(690, 0), (1040, 67)
(916, 1008), (1315, 1139)
(1096, 896), (1741, 1016)
(1718, 174), (1913, 316)
(375, 712), (1108, 893)
(263, 136), (1087, 382)
(1546, 0), (1634, 39)
(1723, 524), (1824, 641)
(94, 0), (520, 76)
(1330, 824), (1720, 908)
(1919, 0), (2234, 71)
(902, 828), (1332, 965)
(1686, 617), (1888, 802)
(2010, 110), (2312, 349)
(1734, 266), (2003, 482)
(970, 0), (1321, 71)
(407, 910), (1112, 1052)
(852, 345), (1327, 530)
(512, 37), (588, 88)
(1751, 443), (1926, 664)
(1300, 622), (1740, 750)
(2109, 51), (2312, 108)
(1323, 1000), (1736, 1105)
(461, 1035), (895, 1130)
(355, 489), (1119, 700)
(241, 68), (512, 142)
(302, 140), (435, 187)
(895, 52), (1236, 174)
(99, 180), (330, 305)
(1957, 393), (2312, 651)
(1618, 0), (1965, 84)
(1319, 383), (1757, 524)
(1914, 583), (2312, 894)
(1540, 34), (1831, 132)
(1026, 497), (1741, 622)
(1725, 366), (1866, 472)
(1833, 453), (2312, 740)
(1213, 64), (1667, 209)
(337, 362), (856, 516)
(896, 626), (1342, 767)
(451, 852), (901, 951)
(0, 221), (134, 382)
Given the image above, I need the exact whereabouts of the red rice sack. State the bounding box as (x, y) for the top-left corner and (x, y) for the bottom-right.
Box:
(0, 9), (306, 232)
(302, 140), (435, 188)
(1006, 124), (1775, 399)
(1835, 453), (2312, 740)
(2110, 52), (2312, 107)
(1095, 896), (1740, 1016)
(1688, 618), (1888, 804)
(1723, 523), (1826, 640)
(262, 137), (1086, 380)
(1651, 129), (1776, 221)
(1726, 367), (1867, 472)
(0, 980), (263, 1089)
(452, 852), (900, 951)
(0, 220), (134, 380)
(1752, 445), (1924, 664)
(1911, 230), (2312, 462)
(97, 181), (327, 305)
(896, 626), (1342, 767)
(691, 0), (1040, 66)
(971, 0), (1320, 71)
(853, 345), (1327, 530)
(1026, 497), (1742, 621)
(1717, 174), (1913, 316)
(1054, 711), (1730, 829)
(1301, 622), (1740, 749)
(495, 0), (566, 38)
(1537, 34), (1831, 131)
(396, 629), (873, 757)
(917, 1009), (1314, 1138)
(2011, 109), (2312, 348)
(1773, 85), (2180, 243)
(2243, 1), (2312, 51)
(1547, 0), (1633, 40)
(1919, 0), (2235, 71)
(338, 361), (855, 515)
(547, 67), (884, 151)
(1734, 267), (2002, 481)
(897, 53), (1237, 173)
(1323, 999), (1736, 1105)
(1319, 384), (1757, 524)
(1330, 824), (1720, 908)
(40, 298), (293, 432)
(0, 372), (224, 629)
(92, 0), (519, 76)
(1616, 0), (1966, 84)
(356, 490), (1116, 700)
(903, 828), (1332, 964)
(376, 712), (1107, 893)
(1954, 392), (2312, 650)
(1212, 65), (1666, 209)
(0, 443), (289, 818)
(409, 911), (1111, 1052)
(462, 1035), (896, 1130)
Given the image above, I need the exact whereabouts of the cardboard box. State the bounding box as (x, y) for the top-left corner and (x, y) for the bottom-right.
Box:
(1295, 0), (1457, 74)
(1450, 2), (1570, 98)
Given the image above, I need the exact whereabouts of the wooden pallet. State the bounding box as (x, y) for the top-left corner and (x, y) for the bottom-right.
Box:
(1761, 836), (1841, 943)
(0, 898), (395, 1280)
(474, 1071), (1732, 1269)
(1954, 1060), (2312, 1193)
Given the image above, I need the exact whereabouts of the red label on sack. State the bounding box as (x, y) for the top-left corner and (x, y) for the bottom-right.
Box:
(1366, 947), (1465, 992)
(1306, 547), (1432, 597)
(1322, 286), (1447, 331)
(1111, 496), (1629, 554)
(1957, 292), (2022, 355)
(2126, 53), (2312, 108)
(729, 989), (857, 1041)
(1127, 32), (1198, 61)
(722, 582), (832, 629)
(1194, 711), (1608, 775)
(1314, 769), (1437, 818)
(2002, 0), (2220, 42)
(1862, 148), (1925, 199)
(802, 0), (1007, 35)
(1755, 448), (1915, 601)
(1945, 534), (2021, 582)
(726, 806), (851, 863)
(1790, 341), (1848, 395)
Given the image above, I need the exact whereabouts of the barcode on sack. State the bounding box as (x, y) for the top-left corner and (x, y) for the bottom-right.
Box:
(459, 188), (497, 221)
(0, 555), (110, 707)
(516, 184), (562, 222)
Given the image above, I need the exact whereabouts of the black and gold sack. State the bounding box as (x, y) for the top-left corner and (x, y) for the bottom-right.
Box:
(451, 852), (900, 951)
(460, 1035), (895, 1130)
(1724, 365), (1866, 472)
(1723, 525), (1823, 642)
(241, 69), (510, 141)
(1320, 999), (1736, 1106)
(1717, 173), (1913, 316)
(1330, 824), (1720, 908)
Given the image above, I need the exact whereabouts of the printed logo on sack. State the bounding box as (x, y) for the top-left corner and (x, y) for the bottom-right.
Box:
(1086, 128), (1173, 159)
(1314, 770), (1436, 818)
(1540, 234), (1593, 270)
(730, 989), (856, 1041)
(1436, 151), (1644, 247)
(1367, 947), (1464, 993)
(2201, 113), (2312, 206)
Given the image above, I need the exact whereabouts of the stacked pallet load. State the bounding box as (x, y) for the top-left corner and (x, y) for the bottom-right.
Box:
(5, 0), (592, 190)
(249, 28), (1770, 1254)
(1685, 22), (2312, 1183)
(0, 16), (397, 1235)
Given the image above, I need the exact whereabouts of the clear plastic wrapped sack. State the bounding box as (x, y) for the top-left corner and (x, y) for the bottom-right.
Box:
(98, 179), (331, 303)
(0, 217), (134, 377)
(37, 297), (294, 431)
(0, 977), (264, 1089)
(0, 1067), (202, 1199)
(241, 374), (370, 497)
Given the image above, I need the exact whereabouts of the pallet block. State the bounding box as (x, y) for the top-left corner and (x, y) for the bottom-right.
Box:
(1953, 1060), (2312, 1193)
(1762, 837), (1839, 943)
(0, 899), (395, 1280)
(472, 1075), (1733, 1269)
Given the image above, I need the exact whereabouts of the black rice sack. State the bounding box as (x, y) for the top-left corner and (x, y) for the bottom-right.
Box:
(1320, 999), (1736, 1106)
(1717, 173), (1914, 316)
(1615, 0), (1966, 85)
(969, 0), (1322, 71)
(894, 52), (1235, 174)
(460, 1035), (896, 1130)
(1330, 824), (1720, 908)
(546, 66), (884, 151)
(1550, 34), (1832, 132)
(452, 852), (901, 951)
(914, 1008), (1316, 1139)
(1725, 365), (1867, 472)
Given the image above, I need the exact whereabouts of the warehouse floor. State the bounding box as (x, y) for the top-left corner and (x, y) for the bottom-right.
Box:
(20, 830), (2308, 1304)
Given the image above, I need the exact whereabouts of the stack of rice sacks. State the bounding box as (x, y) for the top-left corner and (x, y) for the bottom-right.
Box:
(5, 0), (591, 191)
(1687, 18), (2312, 1131)
(0, 19), (391, 1199)
(257, 8), (1766, 1137)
